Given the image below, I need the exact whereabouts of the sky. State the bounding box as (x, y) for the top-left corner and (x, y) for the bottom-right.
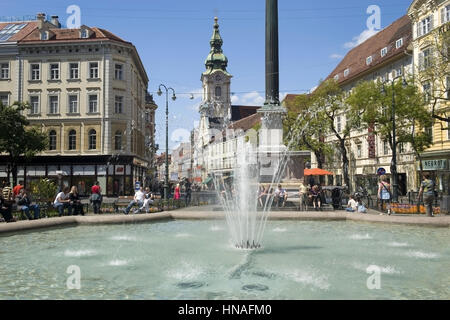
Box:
(2, 0), (414, 153)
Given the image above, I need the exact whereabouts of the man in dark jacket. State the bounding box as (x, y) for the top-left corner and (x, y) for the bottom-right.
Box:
(17, 189), (40, 220)
(0, 187), (16, 223)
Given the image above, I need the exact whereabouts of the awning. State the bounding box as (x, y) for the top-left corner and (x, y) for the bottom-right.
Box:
(304, 168), (333, 176)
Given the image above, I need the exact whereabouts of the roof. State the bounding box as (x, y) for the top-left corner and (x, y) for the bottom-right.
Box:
(231, 105), (260, 121)
(325, 15), (412, 85)
(19, 26), (130, 44)
(0, 22), (38, 42)
(281, 94), (302, 107)
(228, 113), (262, 132)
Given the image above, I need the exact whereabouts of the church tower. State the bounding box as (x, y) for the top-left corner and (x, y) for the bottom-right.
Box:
(199, 17), (232, 124)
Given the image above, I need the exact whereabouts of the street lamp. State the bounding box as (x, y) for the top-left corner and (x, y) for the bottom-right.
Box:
(157, 84), (176, 201)
(381, 75), (408, 203)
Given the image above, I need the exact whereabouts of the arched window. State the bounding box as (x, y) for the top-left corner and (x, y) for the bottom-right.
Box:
(115, 131), (122, 150)
(68, 130), (76, 150)
(215, 86), (222, 97)
(88, 129), (96, 150)
(49, 130), (57, 151)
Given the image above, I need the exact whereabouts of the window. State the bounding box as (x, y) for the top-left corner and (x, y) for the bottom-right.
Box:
(442, 5), (450, 24)
(0, 63), (9, 79)
(48, 130), (57, 151)
(418, 16), (433, 37)
(30, 63), (40, 80)
(49, 95), (59, 114)
(68, 130), (77, 150)
(357, 144), (362, 158)
(419, 48), (433, 70)
(88, 129), (96, 150)
(383, 140), (390, 155)
(398, 143), (405, 154)
(366, 56), (372, 65)
(0, 93), (9, 106)
(423, 82), (432, 103)
(337, 116), (342, 133)
(81, 29), (88, 38)
(334, 74), (340, 81)
(396, 67), (403, 77)
(426, 126), (433, 142)
(115, 96), (123, 114)
(344, 69), (350, 77)
(215, 86), (222, 97)
(88, 94), (98, 113)
(115, 64), (123, 80)
(447, 76), (450, 99)
(49, 63), (59, 80)
(29, 96), (39, 114)
(0, 23), (26, 41)
(68, 95), (78, 113)
(381, 47), (388, 57)
(41, 31), (47, 40)
(89, 62), (99, 79)
(396, 38), (403, 49)
(69, 63), (79, 79)
(115, 131), (122, 150)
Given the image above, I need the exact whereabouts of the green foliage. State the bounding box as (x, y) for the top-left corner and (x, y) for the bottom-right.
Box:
(0, 101), (48, 185)
(29, 178), (58, 203)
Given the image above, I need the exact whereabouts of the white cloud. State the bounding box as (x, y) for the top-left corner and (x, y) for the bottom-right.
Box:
(239, 91), (265, 106)
(330, 54), (344, 59)
(344, 28), (380, 49)
(231, 95), (240, 104)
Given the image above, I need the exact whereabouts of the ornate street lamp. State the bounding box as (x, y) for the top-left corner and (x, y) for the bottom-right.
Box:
(157, 84), (176, 201)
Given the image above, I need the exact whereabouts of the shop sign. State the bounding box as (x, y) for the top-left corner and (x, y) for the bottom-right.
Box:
(420, 159), (448, 171)
(115, 165), (124, 174)
(377, 168), (386, 176)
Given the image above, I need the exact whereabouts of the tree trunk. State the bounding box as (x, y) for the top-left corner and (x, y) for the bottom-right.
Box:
(315, 151), (323, 169)
(10, 161), (18, 187)
(340, 139), (351, 192)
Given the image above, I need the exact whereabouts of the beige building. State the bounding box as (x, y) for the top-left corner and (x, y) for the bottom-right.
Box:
(0, 14), (157, 196)
(408, 0), (450, 194)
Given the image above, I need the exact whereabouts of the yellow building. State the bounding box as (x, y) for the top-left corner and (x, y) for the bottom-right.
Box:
(408, 0), (450, 194)
(0, 13), (157, 196)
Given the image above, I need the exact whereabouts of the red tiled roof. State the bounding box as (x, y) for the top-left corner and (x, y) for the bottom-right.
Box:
(228, 113), (262, 132)
(0, 22), (38, 42)
(326, 15), (412, 85)
(19, 26), (130, 44)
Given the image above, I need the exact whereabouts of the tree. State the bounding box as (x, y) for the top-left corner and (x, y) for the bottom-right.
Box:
(416, 24), (450, 127)
(346, 78), (433, 184)
(0, 101), (48, 186)
(284, 94), (332, 169)
(313, 79), (354, 189)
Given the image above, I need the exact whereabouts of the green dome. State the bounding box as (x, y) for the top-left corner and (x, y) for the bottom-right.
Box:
(204, 17), (229, 75)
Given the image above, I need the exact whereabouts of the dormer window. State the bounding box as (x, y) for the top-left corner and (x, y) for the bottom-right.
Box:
(334, 74), (339, 81)
(381, 47), (387, 57)
(80, 27), (91, 39)
(344, 69), (350, 77)
(396, 38), (403, 49)
(366, 56), (373, 65)
(41, 31), (48, 40)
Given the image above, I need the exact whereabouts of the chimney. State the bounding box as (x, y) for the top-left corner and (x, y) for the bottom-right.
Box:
(51, 15), (61, 28)
(36, 13), (45, 30)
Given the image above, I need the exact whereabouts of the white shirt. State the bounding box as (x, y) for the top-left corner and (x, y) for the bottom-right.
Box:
(54, 192), (69, 205)
(347, 199), (358, 211)
(134, 190), (145, 202)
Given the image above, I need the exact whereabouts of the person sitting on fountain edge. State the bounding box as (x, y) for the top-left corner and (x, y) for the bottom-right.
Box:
(123, 186), (145, 214)
(274, 184), (288, 208)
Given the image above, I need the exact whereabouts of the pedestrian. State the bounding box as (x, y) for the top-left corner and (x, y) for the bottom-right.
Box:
(185, 179), (192, 206)
(418, 172), (436, 217)
(123, 186), (145, 214)
(0, 187), (16, 223)
(310, 185), (322, 210)
(378, 175), (391, 215)
(90, 181), (102, 214)
(274, 184), (288, 208)
(17, 188), (40, 220)
(258, 185), (266, 208)
(174, 183), (181, 200)
(139, 187), (155, 213)
(298, 182), (308, 211)
(54, 187), (72, 217)
(13, 180), (24, 197)
(69, 186), (84, 216)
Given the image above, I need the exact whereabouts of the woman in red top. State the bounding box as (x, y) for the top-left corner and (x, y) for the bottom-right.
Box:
(174, 183), (181, 200)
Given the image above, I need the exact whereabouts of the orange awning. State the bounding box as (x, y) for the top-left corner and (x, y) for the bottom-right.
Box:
(304, 168), (333, 176)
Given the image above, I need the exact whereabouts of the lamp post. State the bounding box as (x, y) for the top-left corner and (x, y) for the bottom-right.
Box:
(157, 84), (176, 201)
(382, 75), (407, 203)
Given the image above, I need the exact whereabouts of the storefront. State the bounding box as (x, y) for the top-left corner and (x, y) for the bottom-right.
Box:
(418, 158), (450, 195)
(0, 155), (149, 197)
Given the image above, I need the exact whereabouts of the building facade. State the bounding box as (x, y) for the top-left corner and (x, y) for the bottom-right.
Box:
(408, 0), (450, 195)
(310, 15), (415, 195)
(0, 13), (157, 196)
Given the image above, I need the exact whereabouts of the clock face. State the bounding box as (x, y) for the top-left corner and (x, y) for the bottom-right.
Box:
(215, 74), (222, 82)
